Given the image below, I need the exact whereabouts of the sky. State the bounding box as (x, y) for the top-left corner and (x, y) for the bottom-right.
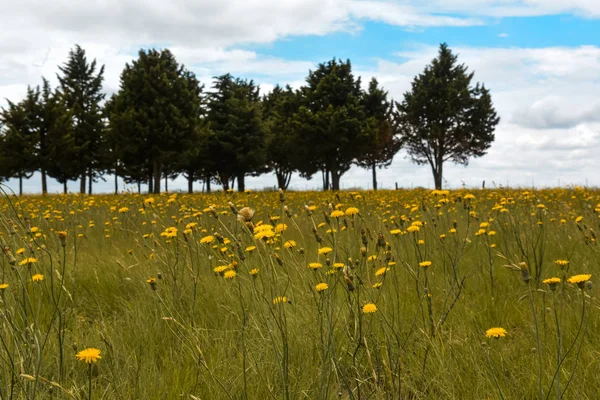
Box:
(2, 0), (600, 194)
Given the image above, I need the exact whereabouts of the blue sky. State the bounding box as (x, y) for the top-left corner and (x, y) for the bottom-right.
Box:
(2, 0), (600, 193)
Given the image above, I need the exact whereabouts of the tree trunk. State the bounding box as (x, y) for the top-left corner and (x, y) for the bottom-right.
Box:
(206, 175), (211, 193)
(237, 172), (245, 192)
(187, 171), (194, 194)
(276, 170), (292, 190)
(153, 159), (161, 194)
(114, 173), (118, 195)
(331, 168), (341, 191)
(164, 175), (168, 192)
(433, 163), (443, 190)
(137, 181), (141, 194)
(148, 177), (153, 194)
(80, 173), (86, 194)
(63, 178), (67, 194)
(88, 169), (92, 195)
(372, 162), (378, 191)
(18, 174), (23, 196)
(41, 169), (48, 195)
(323, 169), (330, 191)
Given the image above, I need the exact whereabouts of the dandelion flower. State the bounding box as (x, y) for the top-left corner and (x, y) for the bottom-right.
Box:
(32, 274), (44, 282)
(345, 207), (359, 216)
(284, 240), (296, 248)
(245, 245), (256, 252)
(543, 277), (561, 290)
(249, 268), (259, 276)
(20, 257), (38, 266)
(485, 327), (507, 339)
(76, 348), (102, 364)
(362, 303), (377, 313)
(16, 248), (25, 255)
(0, 283), (8, 290)
(330, 210), (345, 218)
(567, 274), (591, 289)
(315, 282), (329, 292)
(375, 267), (389, 277)
(273, 296), (289, 305)
(308, 262), (322, 270)
(200, 235), (214, 244)
(224, 270), (237, 279)
(318, 247), (333, 255)
(419, 261), (432, 268)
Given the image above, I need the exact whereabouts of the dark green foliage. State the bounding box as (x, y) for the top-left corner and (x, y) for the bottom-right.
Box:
(395, 43), (499, 189)
(356, 78), (401, 190)
(206, 74), (266, 191)
(294, 59), (368, 190)
(108, 49), (203, 194)
(57, 44), (106, 194)
(262, 85), (301, 190)
(0, 93), (37, 194)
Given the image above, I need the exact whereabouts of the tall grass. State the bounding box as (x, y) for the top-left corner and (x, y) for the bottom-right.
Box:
(0, 185), (598, 399)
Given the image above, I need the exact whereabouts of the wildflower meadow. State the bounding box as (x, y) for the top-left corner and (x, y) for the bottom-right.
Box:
(0, 186), (598, 399)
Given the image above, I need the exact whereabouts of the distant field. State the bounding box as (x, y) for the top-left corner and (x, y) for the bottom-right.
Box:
(0, 187), (598, 399)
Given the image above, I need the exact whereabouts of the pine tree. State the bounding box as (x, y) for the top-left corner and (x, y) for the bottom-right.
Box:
(56, 44), (106, 194)
(294, 59), (368, 190)
(206, 74), (266, 192)
(0, 91), (38, 195)
(356, 78), (400, 190)
(108, 49), (202, 194)
(262, 85), (301, 190)
(396, 43), (499, 189)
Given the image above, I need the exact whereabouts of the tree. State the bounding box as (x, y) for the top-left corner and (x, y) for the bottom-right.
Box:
(0, 93), (37, 195)
(356, 78), (400, 190)
(262, 85), (301, 190)
(294, 58), (368, 191)
(206, 74), (266, 192)
(108, 49), (202, 194)
(57, 44), (106, 194)
(395, 43), (499, 189)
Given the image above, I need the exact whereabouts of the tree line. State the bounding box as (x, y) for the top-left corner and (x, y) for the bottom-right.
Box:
(0, 43), (499, 195)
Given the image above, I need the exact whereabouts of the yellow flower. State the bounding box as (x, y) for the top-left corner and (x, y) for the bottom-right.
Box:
(30, 227), (39, 233)
(575, 216), (583, 223)
(56, 230), (67, 239)
(362, 303), (377, 313)
(543, 277), (561, 285)
(19, 257), (38, 266)
(390, 229), (402, 235)
(315, 282), (329, 292)
(249, 268), (259, 276)
(160, 227), (178, 238)
(273, 296), (289, 305)
(284, 240), (296, 248)
(118, 207), (129, 213)
(224, 270), (237, 279)
(330, 210), (345, 218)
(372, 282), (383, 289)
(16, 248), (25, 255)
(308, 262), (323, 270)
(144, 197), (155, 205)
(274, 223), (288, 233)
(407, 225), (420, 233)
(485, 327), (507, 338)
(318, 247), (333, 255)
(200, 235), (214, 244)
(333, 262), (345, 269)
(367, 255), (377, 261)
(245, 246), (257, 252)
(345, 207), (359, 216)
(0, 283), (8, 290)
(375, 267), (389, 276)
(419, 261), (432, 268)
(567, 274), (591, 288)
(76, 348), (102, 364)
(32, 274), (44, 282)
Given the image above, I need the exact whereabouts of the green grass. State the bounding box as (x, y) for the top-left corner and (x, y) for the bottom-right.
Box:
(0, 187), (599, 399)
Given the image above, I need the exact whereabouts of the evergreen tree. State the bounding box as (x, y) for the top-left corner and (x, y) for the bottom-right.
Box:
(262, 85), (301, 190)
(395, 44), (499, 189)
(206, 74), (266, 192)
(57, 44), (106, 194)
(356, 78), (400, 190)
(108, 49), (202, 194)
(0, 93), (37, 195)
(294, 59), (368, 191)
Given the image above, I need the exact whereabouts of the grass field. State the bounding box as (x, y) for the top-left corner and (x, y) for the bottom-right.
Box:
(0, 186), (599, 399)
